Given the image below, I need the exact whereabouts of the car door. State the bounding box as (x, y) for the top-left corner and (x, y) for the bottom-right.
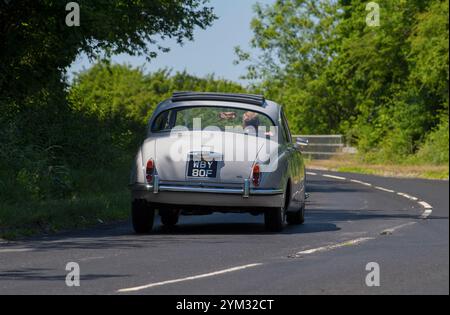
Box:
(279, 109), (305, 207)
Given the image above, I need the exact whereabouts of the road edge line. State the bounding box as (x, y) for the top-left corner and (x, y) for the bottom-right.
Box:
(117, 263), (263, 293)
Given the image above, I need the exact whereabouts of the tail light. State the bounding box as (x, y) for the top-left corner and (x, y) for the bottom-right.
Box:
(252, 163), (261, 186)
(146, 159), (155, 183)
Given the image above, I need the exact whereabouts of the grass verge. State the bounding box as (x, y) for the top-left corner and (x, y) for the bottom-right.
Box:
(306, 155), (449, 180)
(0, 167), (130, 240)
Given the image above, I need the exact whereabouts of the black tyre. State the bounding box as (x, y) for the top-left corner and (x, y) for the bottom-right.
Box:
(131, 199), (155, 234)
(286, 203), (305, 225)
(160, 210), (180, 227)
(264, 206), (285, 232)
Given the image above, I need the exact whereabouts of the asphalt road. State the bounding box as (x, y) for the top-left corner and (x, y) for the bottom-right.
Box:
(0, 170), (448, 295)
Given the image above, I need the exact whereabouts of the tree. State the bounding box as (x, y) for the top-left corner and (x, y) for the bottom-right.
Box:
(0, 0), (216, 105)
(0, 0), (216, 197)
(238, 0), (449, 163)
(235, 0), (342, 134)
(409, 0), (449, 106)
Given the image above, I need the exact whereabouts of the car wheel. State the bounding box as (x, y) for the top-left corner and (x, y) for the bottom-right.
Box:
(131, 199), (155, 234)
(160, 209), (180, 227)
(287, 203), (305, 225)
(264, 206), (285, 232)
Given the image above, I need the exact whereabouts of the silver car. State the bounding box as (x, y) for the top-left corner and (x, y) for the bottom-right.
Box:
(129, 92), (307, 233)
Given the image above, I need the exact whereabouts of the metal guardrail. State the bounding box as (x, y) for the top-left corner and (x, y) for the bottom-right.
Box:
(293, 135), (353, 160)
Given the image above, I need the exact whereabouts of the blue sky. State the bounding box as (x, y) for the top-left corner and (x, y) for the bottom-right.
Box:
(68, 0), (276, 84)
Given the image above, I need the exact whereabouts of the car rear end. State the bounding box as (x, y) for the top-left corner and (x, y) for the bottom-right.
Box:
(129, 92), (289, 232)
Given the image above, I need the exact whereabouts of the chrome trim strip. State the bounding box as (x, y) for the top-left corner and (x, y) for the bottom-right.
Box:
(250, 189), (284, 195)
(243, 179), (250, 198)
(189, 151), (223, 161)
(129, 183), (283, 196)
(153, 175), (160, 194)
(160, 186), (243, 194)
(129, 183), (152, 190)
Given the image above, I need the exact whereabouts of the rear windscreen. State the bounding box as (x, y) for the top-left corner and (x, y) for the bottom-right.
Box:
(151, 106), (274, 134)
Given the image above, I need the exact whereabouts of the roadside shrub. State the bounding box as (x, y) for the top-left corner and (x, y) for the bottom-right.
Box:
(14, 146), (73, 201)
(415, 118), (449, 165)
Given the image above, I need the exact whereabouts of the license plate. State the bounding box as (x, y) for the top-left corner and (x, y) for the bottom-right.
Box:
(187, 160), (218, 178)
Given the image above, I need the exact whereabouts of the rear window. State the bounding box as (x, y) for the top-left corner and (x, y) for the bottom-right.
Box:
(151, 106), (275, 134)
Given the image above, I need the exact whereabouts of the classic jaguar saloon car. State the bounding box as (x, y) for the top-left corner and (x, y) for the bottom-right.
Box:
(129, 92), (306, 233)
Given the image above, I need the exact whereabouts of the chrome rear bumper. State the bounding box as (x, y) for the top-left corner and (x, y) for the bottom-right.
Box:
(130, 175), (283, 197)
(129, 181), (283, 198)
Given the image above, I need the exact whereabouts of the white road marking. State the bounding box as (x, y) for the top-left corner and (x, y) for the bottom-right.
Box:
(117, 263), (263, 293)
(418, 201), (433, 218)
(291, 237), (374, 257)
(374, 186), (395, 193)
(0, 248), (33, 253)
(350, 179), (372, 186)
(421, 209), (433, 219)
(418, 201), (433, 209)
(397, 192), (419, 201)
(323, 174), (346, 180)
(313, 172), (434, 220)
(380, 222), (417, 235)
(306, 172), (317, 176)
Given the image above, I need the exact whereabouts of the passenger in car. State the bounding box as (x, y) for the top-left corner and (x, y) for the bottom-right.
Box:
(243, 111), (260, 134)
